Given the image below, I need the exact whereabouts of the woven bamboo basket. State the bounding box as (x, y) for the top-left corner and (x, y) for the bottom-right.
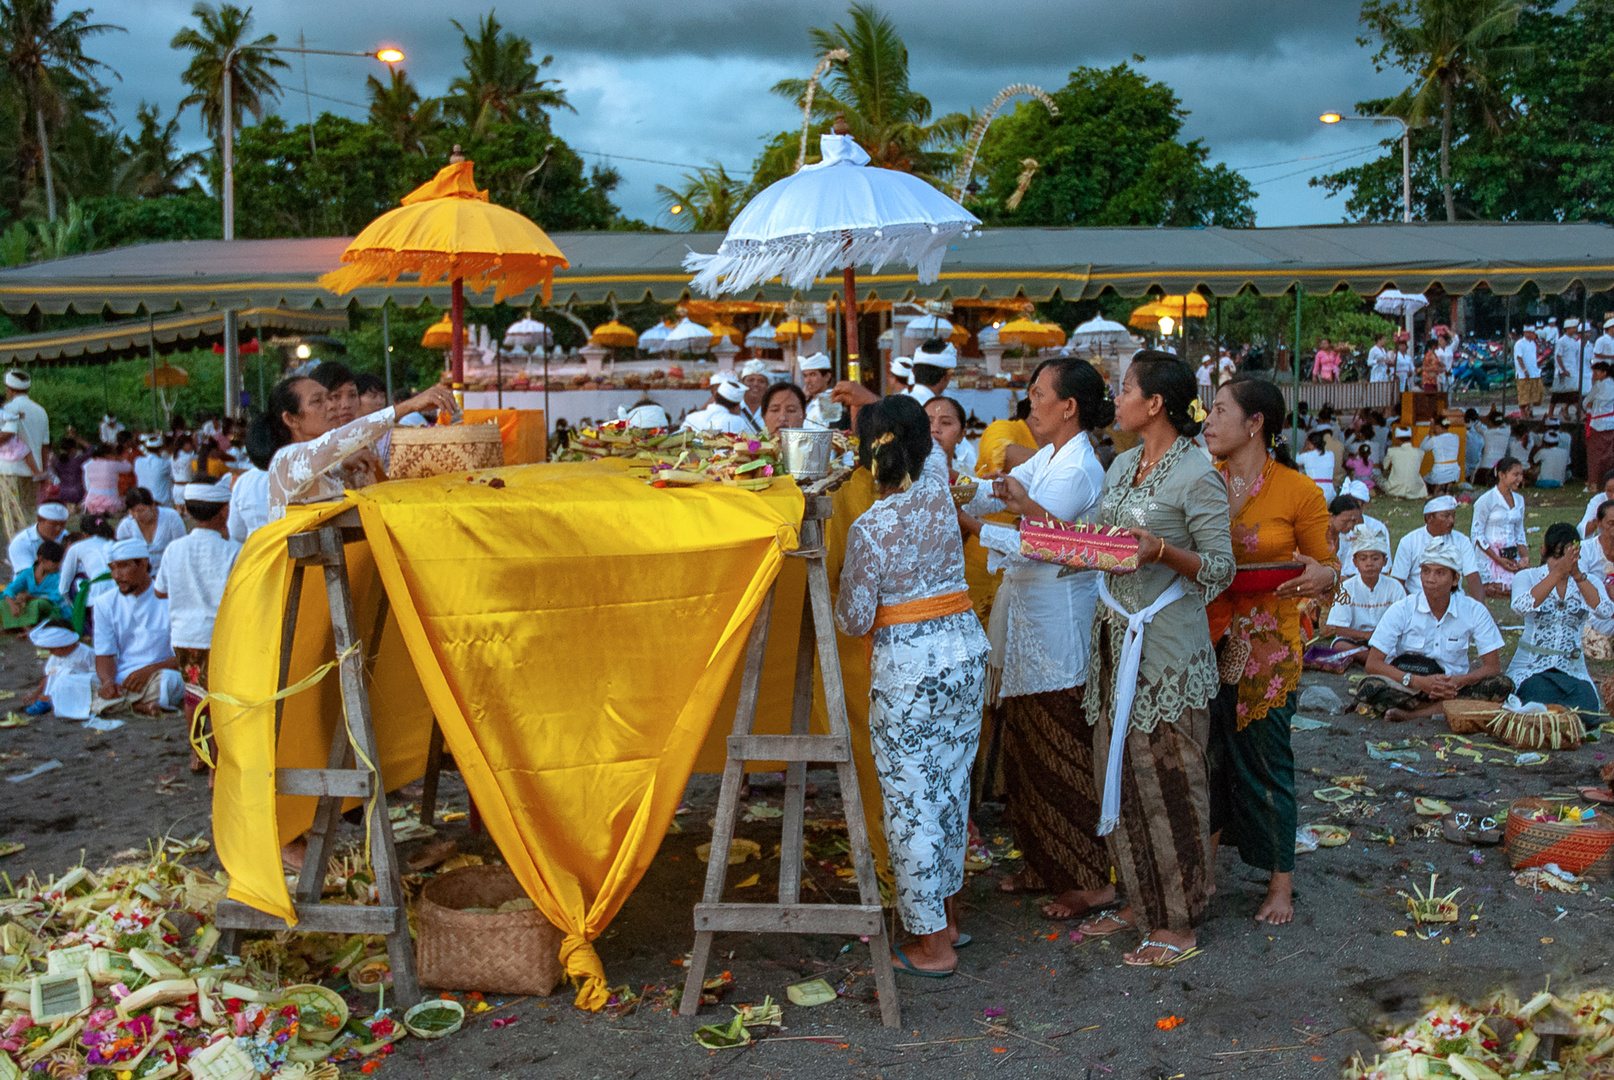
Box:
(1504, 797), (1614, 878)
(1442, 698), (1504, 736)
(389, 422), (504, 480)
(1485, 703), (1584, 750)
(416, 865), (565, 996)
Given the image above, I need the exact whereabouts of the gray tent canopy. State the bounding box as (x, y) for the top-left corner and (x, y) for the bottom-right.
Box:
(0, 305), (349, 365)
(0, 222), (1609, 315)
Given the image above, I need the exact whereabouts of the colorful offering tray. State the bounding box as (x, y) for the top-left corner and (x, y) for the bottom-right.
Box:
(1019, 520), (1140, 571)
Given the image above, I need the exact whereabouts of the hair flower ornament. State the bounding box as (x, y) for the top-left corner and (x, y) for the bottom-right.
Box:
(1188, 398), (1208, 423)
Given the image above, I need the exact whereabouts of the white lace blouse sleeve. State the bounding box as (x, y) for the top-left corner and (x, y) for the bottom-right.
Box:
(920, 444), (948, 489)
(268, 407), (397, 509)
(834, 520), (881, 637)
(1471, 490), (1496, 548)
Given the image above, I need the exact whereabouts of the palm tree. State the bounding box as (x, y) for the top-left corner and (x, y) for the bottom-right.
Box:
(366, 67), (442, 155)
(1361, 0), (1534, 220)
(113, 101), (206, 196)
(446, 11), (572, 133)
(0, 0), (123, 221)
(170, 2), (288, 146)
(771, 3), (968, 180)
(655, 163), (745, 231)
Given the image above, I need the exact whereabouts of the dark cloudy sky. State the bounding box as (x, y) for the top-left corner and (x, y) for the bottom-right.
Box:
(94, 0), (1407, 227)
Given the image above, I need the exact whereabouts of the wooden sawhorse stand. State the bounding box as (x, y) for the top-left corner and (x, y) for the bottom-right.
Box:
(678, 493), (900, 1028)
(214, 509), (422, 1009)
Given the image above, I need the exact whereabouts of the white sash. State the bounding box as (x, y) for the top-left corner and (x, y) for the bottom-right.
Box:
(1095, 574), (1189, 835)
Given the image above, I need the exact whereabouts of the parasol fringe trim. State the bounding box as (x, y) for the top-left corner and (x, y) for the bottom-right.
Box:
(684, 221), (973, 296)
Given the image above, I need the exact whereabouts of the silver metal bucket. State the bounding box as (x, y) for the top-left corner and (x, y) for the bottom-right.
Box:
(778, 427), (834, 481)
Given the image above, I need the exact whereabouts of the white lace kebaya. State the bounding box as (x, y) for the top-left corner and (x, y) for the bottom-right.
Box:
(267, 407), (398, 519)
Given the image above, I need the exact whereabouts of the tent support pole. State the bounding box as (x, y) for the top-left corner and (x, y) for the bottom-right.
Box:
(382, 304), (393, 403)
(1292, 284), (1303, 452)
(842, 262), (859, 382)
(450, 278), (465, 405)
(149, 313), (160, 431)
(223, 310), (241, 419)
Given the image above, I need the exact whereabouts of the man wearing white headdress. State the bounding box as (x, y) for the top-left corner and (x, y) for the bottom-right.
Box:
(91, 537), (181, 717)
(1196, 354), (1214, 399)
(8, 502), (67, 573)
(21, 622), (98, 720)
(134, 434), (173, 507)
(1391, 495), (1483, 599)
(1358, 537), (1509, 721)
(737, 359), (772, 433)
(156, 480), (241, 772)
(0, 370), (48, 511)
(618, 400), (670, 430)
(904, 339), (956, 406)
(1380, 426), (1428, 500)
(888, 355), (913, 391)
(681, 375), (748, 434)
(797, 352), (843, 429)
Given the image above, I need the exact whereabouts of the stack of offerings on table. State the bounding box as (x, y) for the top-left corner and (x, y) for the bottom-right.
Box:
(556, 420), (851, 489)
(0, 843), (470, 1080)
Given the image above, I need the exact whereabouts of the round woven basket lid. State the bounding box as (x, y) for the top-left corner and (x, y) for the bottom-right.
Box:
(391, 422), (502, 446)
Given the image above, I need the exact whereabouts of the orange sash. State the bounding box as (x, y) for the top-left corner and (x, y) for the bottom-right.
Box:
(865, 591), (974, 666)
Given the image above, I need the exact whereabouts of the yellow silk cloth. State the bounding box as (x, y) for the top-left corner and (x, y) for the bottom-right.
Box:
(460, 409), (548, 464)
(209, 460), (802, 1009)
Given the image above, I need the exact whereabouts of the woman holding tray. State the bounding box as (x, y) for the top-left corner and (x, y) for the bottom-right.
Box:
(835, 395), (990, 978)
(956, 357), (1112, 922)
(1075, 352), (1234, 968)
(1201, 375), (1338, 926)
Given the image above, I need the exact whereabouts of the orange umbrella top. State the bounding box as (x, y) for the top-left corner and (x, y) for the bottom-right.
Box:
(998, 317), (1058, 347)
(590, 320), (639, 348)
(705, 320), (743, 345)
(320, 160), (570, 304)
(420, 315), (453, 348)
(775, 318), (817, 340)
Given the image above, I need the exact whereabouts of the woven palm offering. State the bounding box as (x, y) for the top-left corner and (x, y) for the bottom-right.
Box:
(1583, 621), (1614, 660)
(1019, 519), (1140, 571)
(1442, 698), (1504, 736)
(1485, 702), (1584, 750)
(950, 477), (978, 508)
(388, 422), (504, 480)
(1504, 797), (1614, 877)
(416, 865), (565, 995)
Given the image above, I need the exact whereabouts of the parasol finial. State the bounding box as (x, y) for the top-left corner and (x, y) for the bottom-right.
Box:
(449, 143), (465, 164)
(831, 114), (850, 136)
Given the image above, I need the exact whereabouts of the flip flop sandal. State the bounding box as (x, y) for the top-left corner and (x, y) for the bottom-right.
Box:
(1474, 816), (1503, 846)
(1122, 939), (1201, 968)
(953, 934), (972, 948)
(1077, 910), (1138, 937)
(1441, 811), (1473, 845)
(892, 950), (954, 979)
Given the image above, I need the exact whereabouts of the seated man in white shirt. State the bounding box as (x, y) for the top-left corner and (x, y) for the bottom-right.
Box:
(1533, 431), (1571, 488)
(1356, 538), (1511, 722)
(91, 537), (182, 717)
(1325, 526), (1405, 664)
(1390, 495), (1483, 599)
(681, 377), (748, 434)
(7, 501), (67, 572)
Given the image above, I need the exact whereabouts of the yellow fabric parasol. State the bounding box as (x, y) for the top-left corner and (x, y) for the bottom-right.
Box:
(1036, 321), (1067, 347)
(144, 362), (189, 388)
(998, 316), (1059, 348)
(1129, 294), (1208, 329)
(705, 320), (743, 346)
(420, 315), (453, 348)
(320, 159), (569, 389)
(775, 318), (817, 340)
(589, 320), (639, 348)
(948, 323), (970, 347)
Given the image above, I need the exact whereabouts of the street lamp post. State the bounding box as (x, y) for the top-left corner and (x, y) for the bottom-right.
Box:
(1321, 111), (1415, 340)
(218, 43), (402, 416)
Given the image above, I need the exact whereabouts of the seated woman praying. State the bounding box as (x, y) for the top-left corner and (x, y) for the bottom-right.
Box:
(1323, 527), (1404, 662)
(1356, 538), (1512, 722)
(1505, 523), (1612, 719)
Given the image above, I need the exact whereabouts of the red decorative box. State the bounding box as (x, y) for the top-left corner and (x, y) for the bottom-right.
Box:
(1019, 519), (1141, 571)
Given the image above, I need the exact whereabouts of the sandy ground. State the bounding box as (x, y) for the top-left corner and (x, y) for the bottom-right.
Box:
(3, 481), (1612, 1080)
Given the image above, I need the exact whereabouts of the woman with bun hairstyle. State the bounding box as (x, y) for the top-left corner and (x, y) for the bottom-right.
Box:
(957, 357), (1114, 921)
(1074, 352), (1235, 969)
(1200, 374), (1338, 926)
(835, 394), (990, 978)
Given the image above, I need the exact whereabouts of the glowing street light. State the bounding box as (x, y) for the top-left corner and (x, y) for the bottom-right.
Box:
(1319, 111), (1411, 224)
(376, 48), (404, 63)
(1157, 315), (1176, 338)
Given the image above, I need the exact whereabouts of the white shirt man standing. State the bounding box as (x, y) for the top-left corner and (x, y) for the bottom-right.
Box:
(1595, 316), (1614, 372)
(1553, 319), (1589, 418)
(133, 435), (173, 507)
(1367, 334), (1390, 383)
(1514, 327), (1543, 415)
(736, 359), (771, 434)
(1196, 355), (1215, 399)
(91, 537), (182, 717)
(798, 352), (841, 428)
(1217, 347), (1237, 386)
(0, 370), (48, 511)
(1393, 334), (1416, 392)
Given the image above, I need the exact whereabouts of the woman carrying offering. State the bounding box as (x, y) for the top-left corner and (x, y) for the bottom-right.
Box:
(1507, 523), (1612, 718)
(1472, 456), (1529, 597)
(1076, 353), (1235, 968)
(257, 377), (456, 519)
(834, 396), (990, 978)
(1200, 376), (1339, 926)
(957, 358), (1112, 921)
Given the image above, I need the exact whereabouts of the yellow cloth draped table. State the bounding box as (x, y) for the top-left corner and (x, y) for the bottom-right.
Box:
(209, 460), (802, 1009)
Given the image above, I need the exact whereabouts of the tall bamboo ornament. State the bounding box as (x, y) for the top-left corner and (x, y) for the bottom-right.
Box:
(951, 85), (1060, 202)
(795, 49), (851, 172)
